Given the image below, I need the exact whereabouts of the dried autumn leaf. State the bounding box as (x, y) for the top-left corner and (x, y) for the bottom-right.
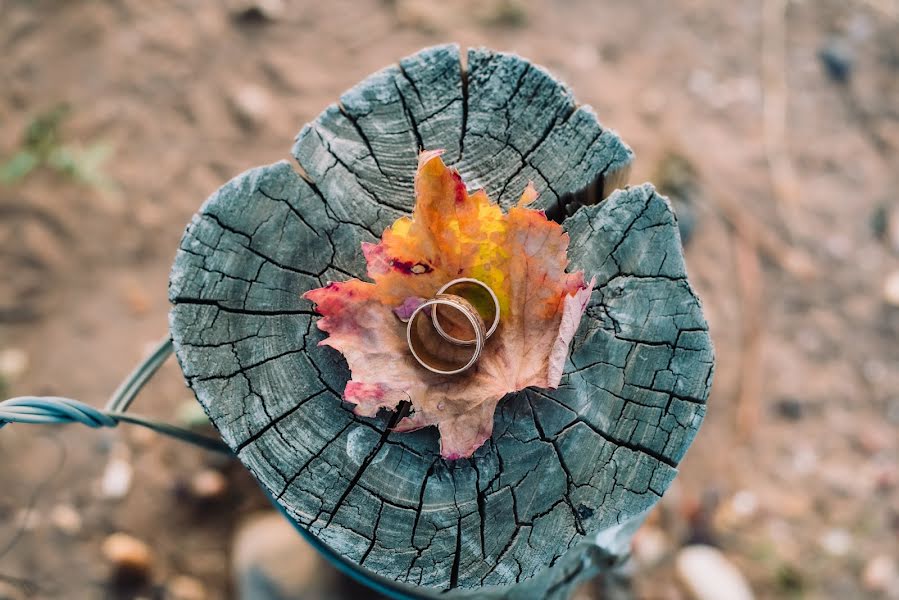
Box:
(304, 150), (594, 459)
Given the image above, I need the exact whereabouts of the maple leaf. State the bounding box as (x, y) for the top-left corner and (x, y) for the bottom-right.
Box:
(304, 150), (594, 459)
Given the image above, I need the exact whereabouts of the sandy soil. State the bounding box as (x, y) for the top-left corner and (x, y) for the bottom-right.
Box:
(1, 0), (897, 598)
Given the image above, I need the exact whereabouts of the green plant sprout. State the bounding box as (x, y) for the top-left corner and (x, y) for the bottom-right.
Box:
(0, 104), (114, 190)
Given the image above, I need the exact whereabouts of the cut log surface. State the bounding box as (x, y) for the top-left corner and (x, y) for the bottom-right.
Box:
(169, 45), (713, 598)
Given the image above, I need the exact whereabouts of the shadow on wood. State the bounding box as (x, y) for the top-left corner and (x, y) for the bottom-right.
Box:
(168, 44), (713, 599)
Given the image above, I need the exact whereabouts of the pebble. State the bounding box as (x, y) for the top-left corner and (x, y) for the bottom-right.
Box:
(190, 469), (228, 501)
(100, 455), (133, 499)
(862, 555), (898, 595)
(883, 270), (899, 307)
(49, 503), (82, 535)
(230, 0), (284, 22)
(233, 512), (336, 597)
(102, 532), (153, 582)
(0, 348), (28, 381)
(675, 545), (754, 600)
(818, 38), (854, 83)
(168, 575), (207, 600)
(631, 525), (670, 567)
(229, 85), (272, 129)
(791, 446), (818, 476)
(824, 233), (852, 260)
(820, 528), (852, 557)
(714, 490), (759, 531)
(730, 490), (758, 520)
(773, 397), (803, 421)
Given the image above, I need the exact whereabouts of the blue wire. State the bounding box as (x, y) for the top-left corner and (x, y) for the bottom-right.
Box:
(0, 397), (117, 429)
(1, 339), (231, 454)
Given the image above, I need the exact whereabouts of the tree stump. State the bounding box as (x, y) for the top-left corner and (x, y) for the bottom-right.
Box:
(168, 45), (713, 599)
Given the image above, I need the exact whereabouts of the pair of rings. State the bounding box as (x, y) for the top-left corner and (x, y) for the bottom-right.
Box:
(404, 278), (500, 375)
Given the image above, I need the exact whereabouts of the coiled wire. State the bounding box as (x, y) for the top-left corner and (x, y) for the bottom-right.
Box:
(0, 338), (230, 453)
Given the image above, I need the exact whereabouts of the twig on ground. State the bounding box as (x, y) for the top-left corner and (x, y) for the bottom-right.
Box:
(762, 0), (800, 232)
(733, 234), (765, 438)
(678, 145), (818, 281)
(706, 180), (817, 281)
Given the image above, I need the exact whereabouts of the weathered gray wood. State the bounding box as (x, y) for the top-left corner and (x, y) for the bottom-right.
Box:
(169, 45), (712, 598)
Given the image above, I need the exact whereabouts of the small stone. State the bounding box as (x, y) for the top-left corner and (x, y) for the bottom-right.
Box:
(820, 528), (852, 557)
(0, 348), (28, 381)
(730, 490), (758, 519)
(100, 455), (133, 499)
(883, 270), (899, 307)
(818, 38), (854, 83)
(714, 490), (759, 531)
(49, 503), (82, 535)
(675, 545), (754, 600)
(632, 525), (670, 567)
(229, 85), (272, 129)
(824, 234), (852, 260)
(773, 398), (802, 421)
(230, 0), (284, 22)
(862, 555), (898, 594)
(791, 446), (818, 476)
(190, 469), (228, 501)
(233, 512), (337, 598)
(168, 575), (207, 600)
(102, 532), (153, 582)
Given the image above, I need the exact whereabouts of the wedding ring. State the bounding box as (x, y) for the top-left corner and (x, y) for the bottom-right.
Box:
(407, 293), (486, 375)
(433, 278), (500, 346)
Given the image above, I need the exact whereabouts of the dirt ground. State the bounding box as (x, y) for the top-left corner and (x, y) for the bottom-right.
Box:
(1, 0), (898, 598)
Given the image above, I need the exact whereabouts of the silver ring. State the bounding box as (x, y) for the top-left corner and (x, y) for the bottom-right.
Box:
(407, 293), (485, 375)
(432, 278), (500, 346)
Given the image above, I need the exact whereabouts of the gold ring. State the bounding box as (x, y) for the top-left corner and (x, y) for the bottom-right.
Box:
(432, 278), (500, 346)
(407, 293), (485, 375)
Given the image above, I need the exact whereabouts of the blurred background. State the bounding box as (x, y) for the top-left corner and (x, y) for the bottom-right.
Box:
(1, 0), (897, 598)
